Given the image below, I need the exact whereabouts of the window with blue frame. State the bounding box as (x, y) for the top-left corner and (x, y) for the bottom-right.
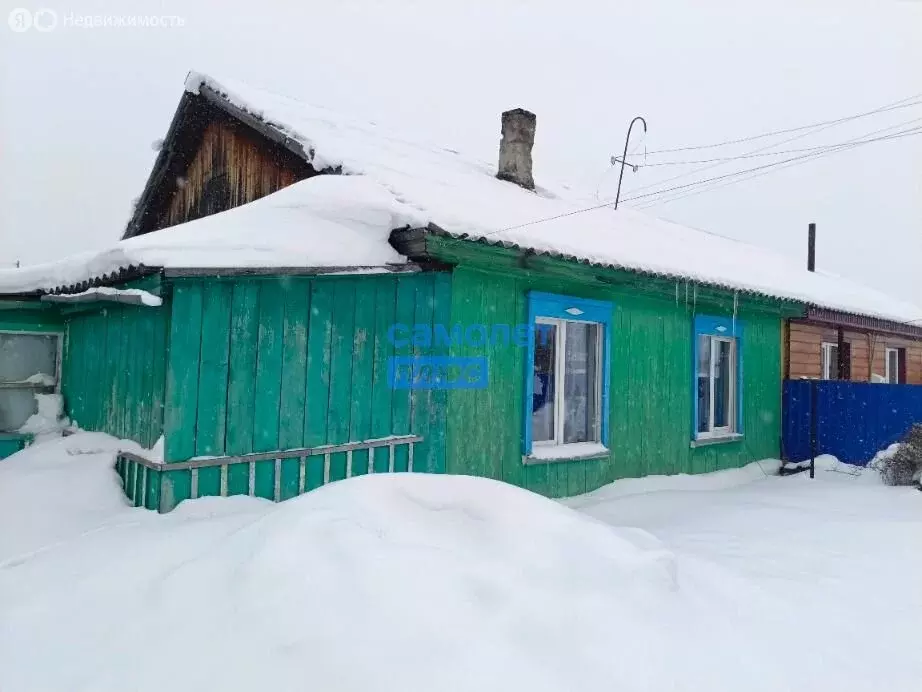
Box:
(524, 292), (611, 456)
(693, 316), (743, 439)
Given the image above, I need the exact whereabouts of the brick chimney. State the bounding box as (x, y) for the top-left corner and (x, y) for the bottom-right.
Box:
(496, 108), (536, 190)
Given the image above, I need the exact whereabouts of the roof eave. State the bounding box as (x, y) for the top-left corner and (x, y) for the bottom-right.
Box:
(803, 306), (922, 339)
(398, 225), (805, 312)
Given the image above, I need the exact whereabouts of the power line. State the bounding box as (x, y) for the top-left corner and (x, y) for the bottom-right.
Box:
(623, 126), (922, 205)
(624, 118), (922, 207)
(630, 127), (922, 210)
(484, 121), (922, 237)
(630, 128), (922, 167)
(630, 130), (921, 209)
(638, 94), (922, 156)
(620, 103), (922, 200)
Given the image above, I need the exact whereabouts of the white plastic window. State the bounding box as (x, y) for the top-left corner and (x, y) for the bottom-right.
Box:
(821, 342), (839, 380)
(885, 348), (902, 384)
(696, 335), (736, 437)
(531, 318), (601, 448)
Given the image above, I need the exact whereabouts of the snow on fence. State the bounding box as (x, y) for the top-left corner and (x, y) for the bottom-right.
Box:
(116, 434), (423, 512)
(782, 380), (922, 464)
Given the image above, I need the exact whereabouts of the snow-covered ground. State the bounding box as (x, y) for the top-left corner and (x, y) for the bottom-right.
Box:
(1, 435), (921, 692)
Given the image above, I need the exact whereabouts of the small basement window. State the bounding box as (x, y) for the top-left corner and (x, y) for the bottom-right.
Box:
(0, 332), (61, 432)
(524, 292), (611, 460)
(694, 316), (742, 441)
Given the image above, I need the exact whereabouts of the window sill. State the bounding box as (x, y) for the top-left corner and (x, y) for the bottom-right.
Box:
(523, 442), (609, 465)
(690, 433), (743, 448)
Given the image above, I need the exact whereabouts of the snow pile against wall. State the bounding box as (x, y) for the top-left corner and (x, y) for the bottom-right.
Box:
(17, 392), (69, 443)
(0, 434), (678, 692)
(0, 433), (142, 559)
(565, 458), (783, 509)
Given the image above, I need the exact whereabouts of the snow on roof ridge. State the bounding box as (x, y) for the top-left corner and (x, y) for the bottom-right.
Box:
(177, 71), (922, 324)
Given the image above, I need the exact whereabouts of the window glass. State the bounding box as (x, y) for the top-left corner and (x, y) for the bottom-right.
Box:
(887, 349), (899, 383)
(714, 339), (732, 428)
(563, 322), (599, 444)
(532, 323), (557, 442)
(823, 343), (838, 380)
(695, 330), (738, 437)
(696, 334), (711, 433)
(0, 333), (57, 382)
(0, 333), (59, 433)
(0, 389), (41, 432)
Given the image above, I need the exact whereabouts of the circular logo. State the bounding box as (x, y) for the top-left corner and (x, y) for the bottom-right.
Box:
(33, 8), (57, 31)
(8, 8), (32, 32)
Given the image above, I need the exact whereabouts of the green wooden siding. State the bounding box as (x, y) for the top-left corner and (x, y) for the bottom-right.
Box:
(0, 434), (30, 459)
(0, 303), (62, 333)
(62, 302), (167, 448)
(162, 273), (450, 479)
(90, 234), (795, 511)
(441, 253), (787, 498)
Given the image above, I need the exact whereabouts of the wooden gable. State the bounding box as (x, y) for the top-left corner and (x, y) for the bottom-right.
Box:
(124, 90), (318, 238)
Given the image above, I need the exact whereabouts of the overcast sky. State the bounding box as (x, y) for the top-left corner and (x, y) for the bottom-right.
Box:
(2, 0), (920, 298)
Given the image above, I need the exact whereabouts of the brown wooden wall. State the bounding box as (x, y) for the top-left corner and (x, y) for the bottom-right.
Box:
(787, 320), (922, 383)
(156, 120), (308, 230)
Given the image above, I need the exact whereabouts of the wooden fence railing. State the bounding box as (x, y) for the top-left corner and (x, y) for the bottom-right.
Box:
(116, 434), (423, 512)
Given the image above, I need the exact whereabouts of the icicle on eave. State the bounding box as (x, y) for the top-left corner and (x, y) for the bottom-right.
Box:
(732, 290), (739, 336)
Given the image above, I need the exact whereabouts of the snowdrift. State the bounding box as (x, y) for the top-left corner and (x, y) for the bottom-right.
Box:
(0, 435), (676, 692)
(3, 434), (922, 692)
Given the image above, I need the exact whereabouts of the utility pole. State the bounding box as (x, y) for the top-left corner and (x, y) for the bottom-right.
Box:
(612, 116), (647, 210)
(807, 222), (816, 272)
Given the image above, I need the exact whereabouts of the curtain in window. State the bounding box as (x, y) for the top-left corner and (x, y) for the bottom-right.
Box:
(532, 323), (557, 442)
(563, 322), (599, 444)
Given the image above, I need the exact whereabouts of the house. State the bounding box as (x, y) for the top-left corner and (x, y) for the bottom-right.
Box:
(787, 309), (922, 384)
(0, 71), (914, 510)
(784, 223), (922, 384)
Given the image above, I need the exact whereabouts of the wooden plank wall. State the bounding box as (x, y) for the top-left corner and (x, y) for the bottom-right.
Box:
(788, 320), (922, 383)
(446, 266), (783, 499)
(62, 303), (168, 448)
(162, 273), (450, 497)
(156, 120), (305, 231)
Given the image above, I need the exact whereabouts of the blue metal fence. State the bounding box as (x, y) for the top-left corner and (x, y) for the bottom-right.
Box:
(782, 380), (922, 464)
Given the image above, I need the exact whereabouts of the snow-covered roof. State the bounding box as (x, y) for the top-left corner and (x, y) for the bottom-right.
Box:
(0, 175), (412, 294)
(2, 70), (920, 326)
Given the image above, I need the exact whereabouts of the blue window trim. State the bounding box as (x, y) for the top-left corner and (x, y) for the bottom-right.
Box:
(523, 291), (613, 455)
(692, 315), (744, 439)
